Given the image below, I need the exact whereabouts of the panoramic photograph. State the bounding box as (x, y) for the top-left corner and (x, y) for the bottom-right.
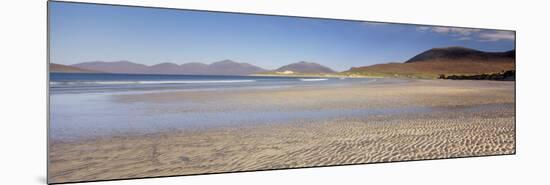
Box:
(48, 1), (515, 184)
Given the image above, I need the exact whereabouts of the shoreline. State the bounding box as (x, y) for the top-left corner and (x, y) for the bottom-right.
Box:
(248, 73), (381, 78)
(50, 71), (517, 81)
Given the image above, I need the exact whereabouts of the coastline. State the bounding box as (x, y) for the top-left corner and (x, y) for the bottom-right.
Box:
(249, 73), (385, 79)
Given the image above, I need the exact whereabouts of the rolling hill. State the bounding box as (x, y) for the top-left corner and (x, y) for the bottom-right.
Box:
(344, 47), (515, 79)
(206, 60), (267, 75)
(50, 63), (101, 73)
(72, 60), (149, 74)
(68, 60), (267, 75)
(271, 61), (336, 74)
(405, 46), (515, 63)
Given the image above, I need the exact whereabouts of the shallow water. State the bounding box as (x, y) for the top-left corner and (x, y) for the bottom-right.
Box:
(49, 73), (507, 141)
(49, 74), (377, 140)
(50, 73), (370, 94)
(50, 91), (439, 140)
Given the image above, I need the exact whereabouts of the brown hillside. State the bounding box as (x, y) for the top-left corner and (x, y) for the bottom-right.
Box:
(405, 47), (515, 63)
(344, 47), (515, 79)
(345, 59), (514, 78)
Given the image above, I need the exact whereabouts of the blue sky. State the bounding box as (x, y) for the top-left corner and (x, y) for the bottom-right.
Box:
(49, 2), (515, 71)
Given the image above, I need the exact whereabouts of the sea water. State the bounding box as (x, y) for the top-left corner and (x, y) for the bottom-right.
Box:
(48, 73), (386, 140)
(50, 73), (353, 94)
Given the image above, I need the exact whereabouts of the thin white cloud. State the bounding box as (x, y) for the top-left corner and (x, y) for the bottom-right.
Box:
(456, 37), (472, 41)
(416, 26), (431, 31)
(416, 25), (513, 42)
(360, 22), (388, 26)
(478, 31), (515, 41)
(431, 27), (453, 33)
(417, 26), (480, 36)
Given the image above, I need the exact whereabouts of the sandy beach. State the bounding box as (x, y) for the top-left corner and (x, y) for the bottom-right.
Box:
(48, 79), (515, 183)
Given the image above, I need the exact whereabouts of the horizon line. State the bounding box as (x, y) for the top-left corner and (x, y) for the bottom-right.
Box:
(50, 46), (515, 71)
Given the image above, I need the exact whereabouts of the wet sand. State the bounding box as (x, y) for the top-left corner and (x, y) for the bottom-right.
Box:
(48, 79), (515, 183)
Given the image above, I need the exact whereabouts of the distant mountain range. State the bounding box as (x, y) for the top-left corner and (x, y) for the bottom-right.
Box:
(52, 60), (337, 75)
(344, 46), (515, 78)
(55, 60), (267, 75)
(50, 46), (515, 78)
(72, 61), (149, 74)
(50, 63), (99, 73)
